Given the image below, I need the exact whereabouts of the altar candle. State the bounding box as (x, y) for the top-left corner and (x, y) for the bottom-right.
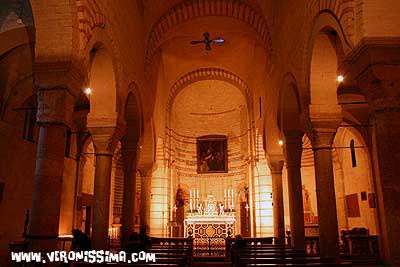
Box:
(190, 189), (192, 200)
(232, 189), (234, 209)
(195, 189), (197, 206)
(229, 189), (232, 210)
(224, 189), (226, 207)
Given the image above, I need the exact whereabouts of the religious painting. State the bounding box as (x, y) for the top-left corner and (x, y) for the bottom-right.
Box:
(346, 194), (361, 217)
(197, 135), (228, 173)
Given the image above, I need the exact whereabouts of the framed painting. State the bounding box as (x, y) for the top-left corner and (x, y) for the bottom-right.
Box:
(197, 135), (228, 173)
(346, 193), (361, 217)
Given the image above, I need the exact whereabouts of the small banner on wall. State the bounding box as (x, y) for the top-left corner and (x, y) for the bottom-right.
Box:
(368, 193), (376, 208)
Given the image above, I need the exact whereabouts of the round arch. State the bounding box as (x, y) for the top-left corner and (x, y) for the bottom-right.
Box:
(87, 43), (118, 125)
(124, 83), (143, 138)
(277, 73), (302, 134)
(166, 67), (254, 126)
(304, 11), (353, 109)
(145, 0), (273, 65)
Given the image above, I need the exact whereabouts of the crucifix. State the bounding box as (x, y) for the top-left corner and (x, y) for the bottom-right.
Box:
(190, 32), (225, 51)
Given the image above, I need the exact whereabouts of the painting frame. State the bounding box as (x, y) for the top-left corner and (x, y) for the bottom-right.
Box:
(197, 135), (228, 173)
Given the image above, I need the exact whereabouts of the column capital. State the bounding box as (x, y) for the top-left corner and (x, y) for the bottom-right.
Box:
(121, 136), (140, 152)
(311, 128), (337, 149)
(36, 88), (75, 127)
(283, 131), (303, 144)
(137, 164), (154, 177)
(34, 61), (86, 97)
(358, 64), (400, 112)
(340, 38), (400, 113)
(283, 131), (303, 168)
(308, 105), (341, 149)
(309, 104), (342, 130)
(89, 127), (121, 156)
(268, 157), (284, 174)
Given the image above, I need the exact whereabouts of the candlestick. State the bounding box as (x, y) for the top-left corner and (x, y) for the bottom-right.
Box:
(232, 189), (234, 210)
(227, 189), (231, 210)
(224, 196), (227, 208)
(195, 189), (198, 207)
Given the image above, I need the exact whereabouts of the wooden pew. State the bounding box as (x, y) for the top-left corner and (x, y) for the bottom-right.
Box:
(226, 237), (274, 257)
(151, 238), (192, 256)
(149, 237), (193, 266)
(72, 263), (179, 267)
(246, 263), (352, 267)
(229, 238), (323, 267)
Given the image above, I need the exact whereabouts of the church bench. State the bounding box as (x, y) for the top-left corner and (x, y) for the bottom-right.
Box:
(236, 252), (313, 257)
(150, 237), (193, 255)
(235, 248), (304, 252)
(70, 250), (187, 267)
(226, 237), (275, 256)
(238, 256), (322, 266)
(147, 248), (191, 265)
(147, 251), (188, 265)
(245, 263), (352, 267)
(232, 249), (308, 265)
(71, 263), (180, 267)
(151, 237), (193, 246)
(233, 250), (305, 257)
(232, 252), (314, 266)
(150, 237), (193, 264)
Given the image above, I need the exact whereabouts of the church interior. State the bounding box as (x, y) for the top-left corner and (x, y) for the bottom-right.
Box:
(0, 0), (400, 266)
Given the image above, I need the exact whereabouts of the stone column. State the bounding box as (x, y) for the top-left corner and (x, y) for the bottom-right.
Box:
(74, 156), (86, 229)
(372, 105), (400, 265)
(312, 129), (340, 260)
(89, 128), (116, 250)
(283, 132), (305, 250)
(362, 71), (400, 265)
(139, 165), (153, 229)
(269, 159), (285, 245)
(28, 88), (74, 251)
(120, 139), (138, 247)
(341, 43), (400, 265)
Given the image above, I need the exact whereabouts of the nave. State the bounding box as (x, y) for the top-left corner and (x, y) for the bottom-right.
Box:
(1, 0), (400, 266)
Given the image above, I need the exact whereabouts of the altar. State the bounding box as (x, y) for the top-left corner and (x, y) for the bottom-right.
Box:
(184, 194), (235, 256)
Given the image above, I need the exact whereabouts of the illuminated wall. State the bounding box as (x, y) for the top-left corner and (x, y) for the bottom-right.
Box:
(252, 129), (273, 237)
(149, 137), (170, 237)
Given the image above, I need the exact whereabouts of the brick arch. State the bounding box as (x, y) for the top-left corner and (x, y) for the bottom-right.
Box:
(307, 0), (355, 43)
(300, 9), (353, 119)
(277, 73), (302, 133)
(85, 27), (124, 113)
(29, 0), (79, 60)
(146, 0), (273, 64)
(124, 83), (143, 141)
(76, 0), (106, 51)
(166, 68), (254, 121)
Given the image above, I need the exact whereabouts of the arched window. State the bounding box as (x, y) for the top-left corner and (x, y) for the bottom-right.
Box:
(350, 139), (357, 168)
(22, 96), (37, 142)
